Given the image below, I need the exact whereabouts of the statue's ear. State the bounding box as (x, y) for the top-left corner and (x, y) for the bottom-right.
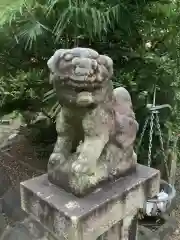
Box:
(47, 55), (55, 72)
(49, 72), (59, 84)
(47, 56), (56, 84)
(47, 49), (66, 74)
(49, 72), (54, 84)
(104, 56), (113, 78)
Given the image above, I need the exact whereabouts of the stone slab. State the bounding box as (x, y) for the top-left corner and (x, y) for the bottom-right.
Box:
(21, 164), (160, 240)
(97, 213), (138, 240)
(22, 216), (57, 240)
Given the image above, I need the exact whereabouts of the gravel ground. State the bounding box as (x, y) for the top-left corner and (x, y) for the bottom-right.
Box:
(0, 133), (44, 187)
(0, 126), (50, 227)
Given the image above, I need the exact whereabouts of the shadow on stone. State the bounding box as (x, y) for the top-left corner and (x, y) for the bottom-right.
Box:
(0, 214), (7, 237)
(138, 214), (177, 240)
(2, 185), (27, 222)
(0, 222), (31, 240)
(0, 216), (55, 240)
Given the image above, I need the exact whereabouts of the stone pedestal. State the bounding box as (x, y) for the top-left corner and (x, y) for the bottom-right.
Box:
(20, 164), (160, 240)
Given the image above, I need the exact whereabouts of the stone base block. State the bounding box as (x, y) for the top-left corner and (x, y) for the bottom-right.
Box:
(20, 164), (160, 240)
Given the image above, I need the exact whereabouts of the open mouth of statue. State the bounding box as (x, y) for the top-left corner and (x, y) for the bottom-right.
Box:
(59, 75), (102, 89)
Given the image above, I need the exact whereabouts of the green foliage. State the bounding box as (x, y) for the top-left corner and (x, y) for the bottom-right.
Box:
(0, 69), (48, 115)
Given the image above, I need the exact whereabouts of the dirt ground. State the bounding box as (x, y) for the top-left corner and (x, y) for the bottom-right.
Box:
(0, 126), (53, 189)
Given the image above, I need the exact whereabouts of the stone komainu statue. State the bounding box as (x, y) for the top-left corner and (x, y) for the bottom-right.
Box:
(47, 48), (139, 196)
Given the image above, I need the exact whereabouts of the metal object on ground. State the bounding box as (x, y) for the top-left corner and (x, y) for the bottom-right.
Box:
(145, 179), (176, 217)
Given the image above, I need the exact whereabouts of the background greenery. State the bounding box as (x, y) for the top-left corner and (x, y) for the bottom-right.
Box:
(0, 0), (180, 168)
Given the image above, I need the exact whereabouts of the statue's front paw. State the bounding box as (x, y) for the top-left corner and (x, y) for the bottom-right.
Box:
(48, 153), (66, 167)
(72, 160), (93, 175)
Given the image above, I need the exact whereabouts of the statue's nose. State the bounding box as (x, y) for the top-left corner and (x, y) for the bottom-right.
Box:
(74, 67), (90, 77)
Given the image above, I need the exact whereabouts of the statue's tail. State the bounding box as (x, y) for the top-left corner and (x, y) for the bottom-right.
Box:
(113, 87), (132, 104)
(114, 86), (139, 132)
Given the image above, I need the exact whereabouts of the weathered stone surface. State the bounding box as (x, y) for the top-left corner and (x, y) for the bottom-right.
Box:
(21, 164), (160, 240)
(2, 185), (27, 222)
(47, 47), (139, 196)
(22, 216), (57, 240)
(98, 213), (138, 240)
(0, 223), (32, 240)
(0, 214), (7, 237)
(0, 216), (56, 240)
